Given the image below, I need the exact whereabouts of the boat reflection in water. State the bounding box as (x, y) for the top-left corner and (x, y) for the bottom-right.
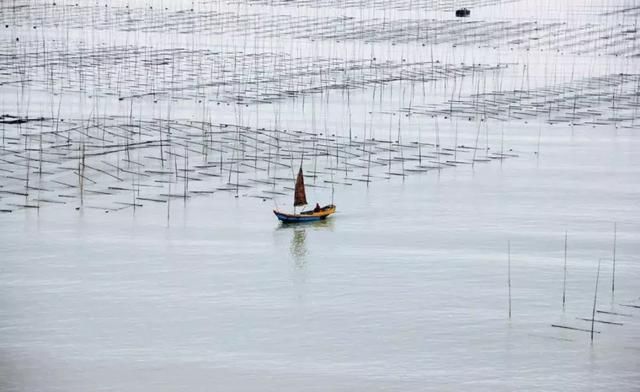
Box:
(277, 219), (334, 269)
(290, 227), (308, 267)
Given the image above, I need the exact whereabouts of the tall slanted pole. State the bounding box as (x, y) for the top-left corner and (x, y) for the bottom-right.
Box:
(563, 230), (568, 310)
(591, 259), (602, 343)
(508, 240), (512, 320)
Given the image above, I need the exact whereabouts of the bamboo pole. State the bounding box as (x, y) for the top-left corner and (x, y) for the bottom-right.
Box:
(591, 259), (602, 342)
(611, 222), (617, 295)
(563, 230), (568, 310)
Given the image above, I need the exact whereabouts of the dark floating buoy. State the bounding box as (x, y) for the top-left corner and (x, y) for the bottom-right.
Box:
(455, 8), (471, 17)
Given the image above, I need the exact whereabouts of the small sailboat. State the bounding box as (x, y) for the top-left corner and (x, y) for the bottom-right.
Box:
(273, 167), (336, 223)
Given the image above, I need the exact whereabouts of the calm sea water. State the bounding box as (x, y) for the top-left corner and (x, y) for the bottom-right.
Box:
(2, 0), (640, 390)
(1, 126), (639, 391)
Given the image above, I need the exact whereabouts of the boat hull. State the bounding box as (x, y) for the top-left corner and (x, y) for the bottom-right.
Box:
(273, 205), (336, 223)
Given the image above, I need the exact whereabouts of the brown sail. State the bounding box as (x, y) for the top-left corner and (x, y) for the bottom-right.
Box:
(293, 167), (307, 207)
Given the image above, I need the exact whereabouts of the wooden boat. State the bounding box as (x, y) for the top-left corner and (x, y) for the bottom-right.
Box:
(273, 167), (336, 223)
(274, 204), (336, 223)
(455, 8), (471, 17)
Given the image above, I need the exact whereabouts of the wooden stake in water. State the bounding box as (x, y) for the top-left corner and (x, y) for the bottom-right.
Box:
(563, 231), (568, 310)
(591, 259), (602, 342)
(508, 240), (512, 320)
(611, 222), (617, 295)
(167, 176), (171, 225)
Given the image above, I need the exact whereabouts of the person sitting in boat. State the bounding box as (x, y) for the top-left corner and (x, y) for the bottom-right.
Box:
(314, 203), (321, 212)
